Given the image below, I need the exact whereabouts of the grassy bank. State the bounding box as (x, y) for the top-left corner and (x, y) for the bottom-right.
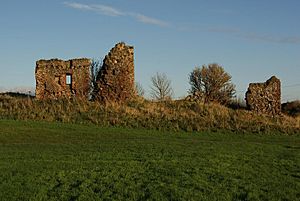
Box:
(0, 95), (300, 134)
(0, 120), (299, 200)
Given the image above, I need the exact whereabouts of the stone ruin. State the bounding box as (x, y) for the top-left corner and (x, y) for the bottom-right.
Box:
(95, 42), (135, 102)
(35, 58), (91, 100)
(35, 42), (135, 102)
(246, 76), (281, 115)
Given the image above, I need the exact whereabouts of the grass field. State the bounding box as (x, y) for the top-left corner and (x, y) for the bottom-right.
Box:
(0, 120), (299, 200)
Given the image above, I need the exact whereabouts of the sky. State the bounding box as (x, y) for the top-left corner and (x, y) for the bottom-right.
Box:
(0, 0), (299, 101)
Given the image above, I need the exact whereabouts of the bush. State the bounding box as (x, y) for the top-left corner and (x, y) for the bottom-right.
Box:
(282, 100), (300, 117)
(189, 64), (236, 105)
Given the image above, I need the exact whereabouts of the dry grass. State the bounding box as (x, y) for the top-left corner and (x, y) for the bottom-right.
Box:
(0, 94), (299, 134)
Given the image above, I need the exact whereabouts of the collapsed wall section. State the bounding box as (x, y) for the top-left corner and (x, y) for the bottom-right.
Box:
(95, 42), (135, 102)
(245, 76), (281, 115)
(35, 58), (90, 100)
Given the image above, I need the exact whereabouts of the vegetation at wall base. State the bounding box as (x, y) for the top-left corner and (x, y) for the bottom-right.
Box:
(0, 94), (299, 134)
(0, 120), (299, 200)
(282, 100), (300, 117)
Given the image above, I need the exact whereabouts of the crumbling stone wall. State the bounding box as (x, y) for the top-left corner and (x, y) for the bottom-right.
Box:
(246, 76), (281, 115)
(95, 42), (135, 102)
(35, 58), (90, 100)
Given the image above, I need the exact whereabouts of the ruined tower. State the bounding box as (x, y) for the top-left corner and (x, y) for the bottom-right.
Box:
(35, 58), (91, 100)
(246, 76), (281, 115)
(95, 42), (135, 102)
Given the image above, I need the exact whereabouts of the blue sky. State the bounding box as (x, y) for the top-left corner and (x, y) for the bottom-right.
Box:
(0, 0), (299, 101)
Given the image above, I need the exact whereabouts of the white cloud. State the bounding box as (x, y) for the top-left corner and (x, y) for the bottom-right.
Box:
(93, 4), (124, 17)
(64, 2), (169, 27)
(133, 14), (169, 27)
(64, 2), (124, 16)
(64, 2), (92, 11)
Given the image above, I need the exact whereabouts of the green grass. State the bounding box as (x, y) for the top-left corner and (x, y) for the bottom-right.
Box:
(0, 120), (299, 201)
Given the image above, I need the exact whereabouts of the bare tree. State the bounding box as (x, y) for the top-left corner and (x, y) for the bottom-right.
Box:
(150, 72), (173, 101)
(189, 63), (235, 105)
(135, 82), (145, 97)
(90, 58), (102, 100)
(189, 67), (203, 96)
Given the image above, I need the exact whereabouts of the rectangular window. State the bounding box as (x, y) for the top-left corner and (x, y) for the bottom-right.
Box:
(66, 74), (72, 85)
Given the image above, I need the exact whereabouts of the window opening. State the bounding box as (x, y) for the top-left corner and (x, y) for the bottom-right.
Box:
(66, 74), (72, 85)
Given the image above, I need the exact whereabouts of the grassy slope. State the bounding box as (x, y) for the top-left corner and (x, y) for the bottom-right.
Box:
(1, 96), (299, 134)
(0, 120), (299, 201)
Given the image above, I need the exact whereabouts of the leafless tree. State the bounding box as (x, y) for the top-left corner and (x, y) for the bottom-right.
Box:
(135, 82), (145, 97)
(90, 58), (102, 100)
(150, 72), (173, 101)
(189, 63), (235, 105)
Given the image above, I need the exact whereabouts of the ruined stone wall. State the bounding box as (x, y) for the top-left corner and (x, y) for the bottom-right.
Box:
(35, 58), (90, 100)
(246, 76), (281, 115)
(95, 42), (135, 102)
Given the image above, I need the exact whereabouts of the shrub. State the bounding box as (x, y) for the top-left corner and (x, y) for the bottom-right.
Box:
(189, 64), (236, 105)
(282, 100), (300, 117)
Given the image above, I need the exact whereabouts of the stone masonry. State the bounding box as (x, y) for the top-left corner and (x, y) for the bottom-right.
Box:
(246, 76), (281, 115)
(35, 58), (91, 100)
(95, 42), (135, 102)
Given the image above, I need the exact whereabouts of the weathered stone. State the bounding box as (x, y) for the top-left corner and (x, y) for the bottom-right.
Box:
(35, 42), (135, 102)
(95, 42), (135, 102)
(246, 76), (281, 115)
(35, 58), (91, 100)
